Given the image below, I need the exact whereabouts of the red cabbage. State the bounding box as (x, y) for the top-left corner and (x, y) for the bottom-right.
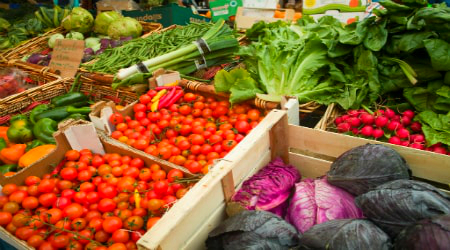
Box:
(231, 157), (301, 215)
(287, 177), (363, 233)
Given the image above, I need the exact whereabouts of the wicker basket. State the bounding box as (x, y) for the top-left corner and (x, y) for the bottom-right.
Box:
(0, 76), (138, 124)
(0, 27), (65, 63)
(179, 79), (323, 113)
(79, 25), (177, 85)
(0, 22), (162, 65)
(314, 103), (340, 130)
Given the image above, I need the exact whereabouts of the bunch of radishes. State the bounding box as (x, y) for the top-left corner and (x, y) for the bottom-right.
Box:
(333, 108), (448, 155)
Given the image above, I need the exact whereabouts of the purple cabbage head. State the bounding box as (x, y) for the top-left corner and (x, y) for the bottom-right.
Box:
(231, 157), (301, 217)
(286, 177), (363, 233)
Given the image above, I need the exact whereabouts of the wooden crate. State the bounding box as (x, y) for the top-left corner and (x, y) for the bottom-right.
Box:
(0, 120), (192, 249)
(136, 109), (450, 249)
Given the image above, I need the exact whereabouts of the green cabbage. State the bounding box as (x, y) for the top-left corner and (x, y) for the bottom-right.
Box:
(94, 11), (122, 35)
(48, 33), (64, 48)
(62, 7), (94, 33)
(107, 17), (142, 40)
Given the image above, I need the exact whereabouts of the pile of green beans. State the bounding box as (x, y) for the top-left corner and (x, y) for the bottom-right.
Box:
(82, 22), (214, 74)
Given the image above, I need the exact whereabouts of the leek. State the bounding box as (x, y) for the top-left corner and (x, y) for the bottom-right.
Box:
(116, 19), (238, 80)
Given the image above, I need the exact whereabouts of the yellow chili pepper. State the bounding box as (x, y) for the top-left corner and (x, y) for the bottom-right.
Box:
(165, 80), (179, 87)
(134, 189), (141, 209)
(151, 89), (168, 102)
(151, 100), (159, 112)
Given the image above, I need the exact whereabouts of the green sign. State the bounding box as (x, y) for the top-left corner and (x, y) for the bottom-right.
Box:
(209, 0), (243, 22)
(122, 4), (210, 27)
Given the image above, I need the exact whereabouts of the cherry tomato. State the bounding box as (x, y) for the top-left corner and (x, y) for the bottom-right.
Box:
(98, 198), (117, 213)
(102, 216), (123, 233)
(109, 113), (124, 125)
(63, 203), (83, 220)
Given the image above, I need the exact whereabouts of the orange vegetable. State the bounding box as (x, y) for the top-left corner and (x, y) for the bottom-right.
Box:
(349, 0), (360, 8)
(0, 144), (27, 164)
(294, 12), (302, 21)
(273, 10), (285, 18)
(18, 144), (56, 169)
(0, 126), (9, 145)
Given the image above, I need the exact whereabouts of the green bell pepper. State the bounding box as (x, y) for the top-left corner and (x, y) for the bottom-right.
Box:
(34, 106), (92, 121)
(7, 115), (34, 143)
(0, 164), (17, 174)
(33, 118), (57, 144)
(0, 138), (7, 151)
(25, 139), (46, 152)
(30, 104), (50, 124)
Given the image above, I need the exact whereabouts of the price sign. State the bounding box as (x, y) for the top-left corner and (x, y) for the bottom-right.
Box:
(49, 39), (85, 78)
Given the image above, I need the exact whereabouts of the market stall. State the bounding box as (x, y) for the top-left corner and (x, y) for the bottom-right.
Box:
(0, 0), (449, 249)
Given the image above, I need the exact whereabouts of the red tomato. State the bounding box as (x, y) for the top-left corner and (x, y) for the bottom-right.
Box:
(9, 190), (28, 204)
(133, 103), (147, 113)
(222, 140), (237, 151)
(87, 217), (103, 231)
(139, 94), (152, 104)
(79, 182), (96, 193)
(86, 192), (100, 204)
(109, 113), (124, 125)
(25, 176), (41, 186)
(102, 216), (123, 233)
(129, 158), (144, 169)
(39, 193), (57, 207)
(37, 179), (55, 193)
(77, 170), (92, 182)
(112, 230), (130, 243)
(63, 203), (83, 220)
(53, 196), (71, 209)
(98, 198), (117, 213)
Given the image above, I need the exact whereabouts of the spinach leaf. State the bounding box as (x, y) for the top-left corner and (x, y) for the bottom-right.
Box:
(445, 71), (450, 85)
(416, 111), (450, 146)
(364, 19), (388, 51)
(423, 39), (450, 71)
(379, 0), (413, 12)
(403, 80), (445, 112)
(385, 31), (437, 54)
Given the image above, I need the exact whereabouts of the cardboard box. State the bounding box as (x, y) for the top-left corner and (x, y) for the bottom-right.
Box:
(235, 7), (295, 30)
(122, 3), (210, 27)
(96, 0), (140, 12)
(303, 0), (369, 15)
(0, 119), (192, 250)
(209, 0), (243, 22)
(309, 10), (366, 24)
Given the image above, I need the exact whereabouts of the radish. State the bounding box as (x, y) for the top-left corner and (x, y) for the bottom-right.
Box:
(375, 109), (385, 116)
(385, 108), (396, 118)
(392, 115), (401, 121)
(410, 143), (425, 150)
(387, 121), (401, 131)
(412, 134), (425, 143)
(388, 136), (401, 145)
(401, 116), (411, 126)
(334, 117), (343, 126)
(403, 109), (415, 119)
(348, 109), (359, 117)
(341, 115), (350, 121)
(372, 128), (384, 139)
(348, 117), (361, 127)
(337, 122), (351, 132)
(397, 128), (410, 139)
(410, 122), (422, 132)
(400, 140), (410, 147)
(375, 116), (388, 128)
(351, 128), (359, 135)
(361, 114), (375, 125)
(361, 125), (374, 137)
(433, 147), (447, 155)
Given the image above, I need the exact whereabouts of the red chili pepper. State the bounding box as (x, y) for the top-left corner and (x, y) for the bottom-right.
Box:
(158, 88), (177, 109)
(0, 115), (11, 125)
(21, 101), (49, 113)
(50, 159), (66, 175)
(40, 48), (52, 55)
(164, 90), (184, 108)
(155, 86), (181, 91)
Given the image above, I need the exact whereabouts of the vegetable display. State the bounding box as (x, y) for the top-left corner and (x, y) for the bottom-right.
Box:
(355, 179), (450, 237)
(327, 144), (411, 195)
(299, 219), (392, 250)
(61, 7), (94, 34)
(108, 87), (265, 174)
(286, 177), (363, 233)
(206, 210), (300, 250)
(0, 149), (194, 249)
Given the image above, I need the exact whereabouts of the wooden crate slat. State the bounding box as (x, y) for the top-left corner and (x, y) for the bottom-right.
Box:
(289, 152), (333, 179)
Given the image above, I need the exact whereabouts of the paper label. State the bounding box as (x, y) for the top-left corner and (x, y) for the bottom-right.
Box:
(49, 39), (85, 78)
(63, 123), (105, 155)
(243, 0), (278, 9)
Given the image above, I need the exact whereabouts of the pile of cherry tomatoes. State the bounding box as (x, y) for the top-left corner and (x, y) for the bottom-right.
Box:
(0, 149), (192, 250)
(109, 90), (265, 174)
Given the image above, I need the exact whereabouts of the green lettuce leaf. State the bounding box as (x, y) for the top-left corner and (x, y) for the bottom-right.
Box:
(416, 110), (450, 146)
(423, 39), (450, 71)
